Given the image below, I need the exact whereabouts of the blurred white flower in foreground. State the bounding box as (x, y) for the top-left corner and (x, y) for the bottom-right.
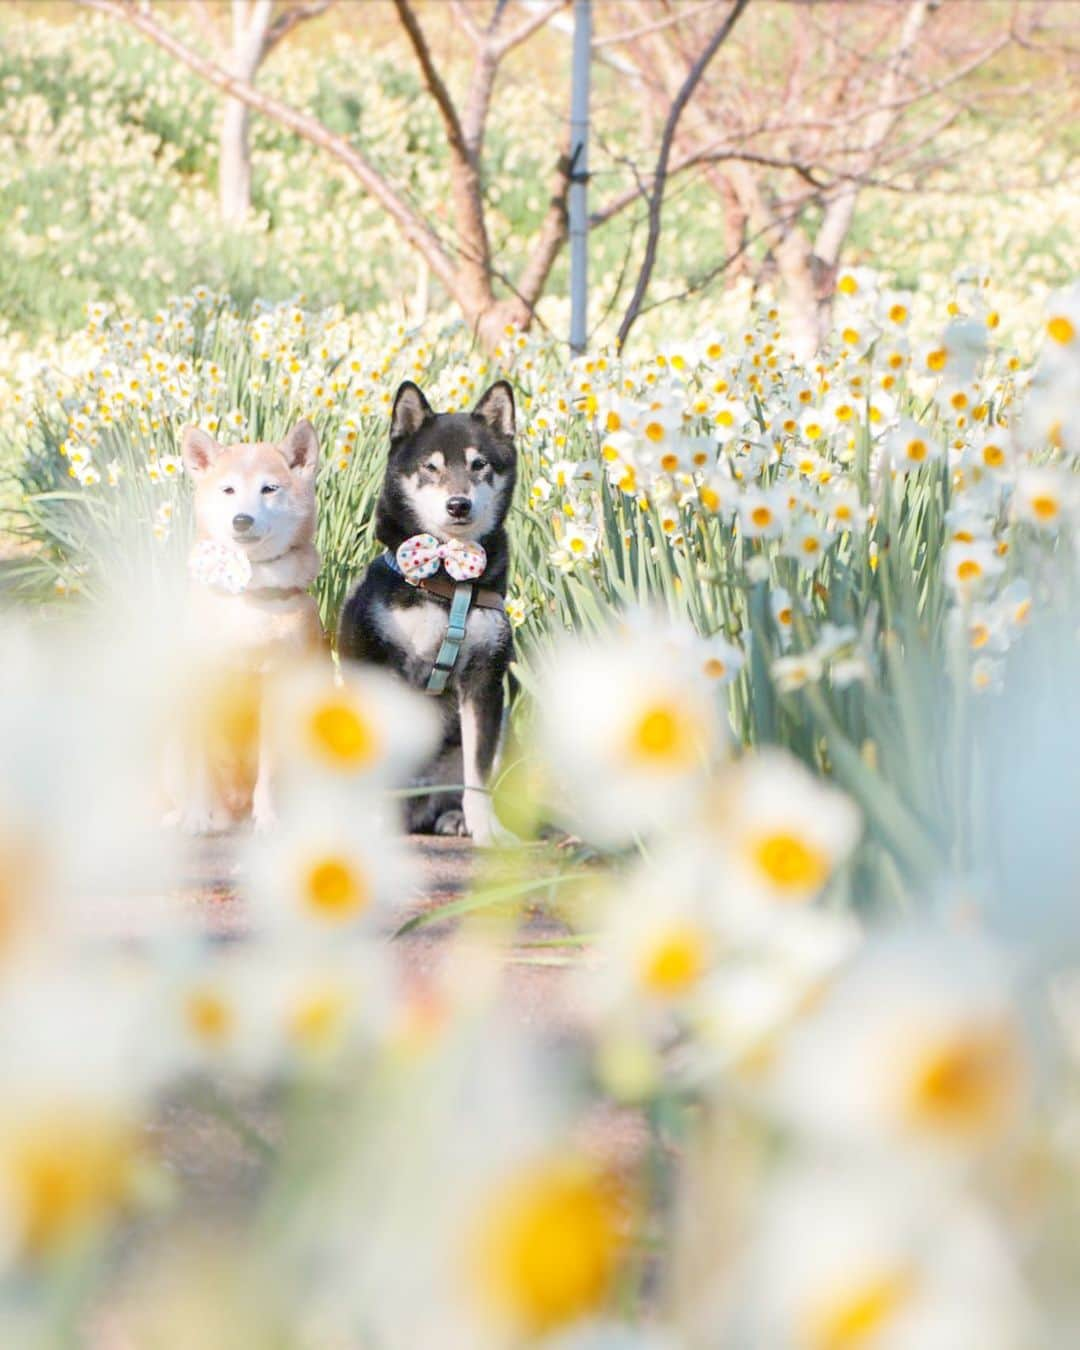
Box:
(0, 969), (156, 1267)
(266, 659), (440, 797)
(729, 1164), (1030, 1349)
(766, 929), (1025, 1158)
(244, 796), (416, 936)
(534, 612), (728, 847)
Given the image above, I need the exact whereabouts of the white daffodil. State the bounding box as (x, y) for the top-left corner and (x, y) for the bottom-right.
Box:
(710, 749), (861, 916)
(243, 796), (415, 938)
(738, 486), (788, 540)
(729, 1163), (1030, 1350)
(534, 615), (727, 847)
(767, 928), (1025, 1156)
(267, 659), (439, 796)
(1012, 465), (1076, 530)
(943, 539), (1005, 595)
(887, 416), (942, 473)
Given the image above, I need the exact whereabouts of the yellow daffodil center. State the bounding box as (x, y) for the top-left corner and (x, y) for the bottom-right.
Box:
(906, 439), (928, 462)
(956, 559), (981, 581)
(888, 304), (908, 324)
(627, 702), (699, 768)
(287, 988), (350, 1053)
(750, 831), (830, 895)
(983, 444), (1005, 467)
(805, 1272), (913, 1350)
(906, 1026), (1018, 1134)
(752, 506), (773, 528)
(605, 410), (621, 432)
(3, 1113), (137, 1256)
(837, 275), (858, 296)
(700, 486), (720, 512)
(303, 856), (369, 919)
(639, 924), (709, 997)
(308, 699), (379, 769)
(1047, 315), (1075, 345)
(644, 421), (665, 443)
(1031, 494), (1059, 521)
(469, 1160), (624, 1335)
(185, 989), (234, 1045)
(703, 657), (727, 679)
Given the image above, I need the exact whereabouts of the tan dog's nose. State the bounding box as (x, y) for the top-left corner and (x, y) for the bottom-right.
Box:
(232, 514), (255, 532)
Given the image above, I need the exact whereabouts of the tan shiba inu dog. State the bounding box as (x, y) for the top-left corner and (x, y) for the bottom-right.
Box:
(168, 421), (323, 833)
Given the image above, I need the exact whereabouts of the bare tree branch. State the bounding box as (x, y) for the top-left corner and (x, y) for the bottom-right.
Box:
(392, 0), (470, 162)
(594, 0), (722, 49)
(265, 0), (339, 52)
(493, 0), (570, 58)
(75, 0), (460, 298)
(616, 0), (751, 348)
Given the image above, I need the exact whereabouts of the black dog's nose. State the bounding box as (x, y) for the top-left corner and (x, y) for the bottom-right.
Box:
(232, 513), (255, 533)
(446, 496), (472, 520)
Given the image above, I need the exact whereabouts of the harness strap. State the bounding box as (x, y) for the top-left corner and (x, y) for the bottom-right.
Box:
(426, 581), (474, 695)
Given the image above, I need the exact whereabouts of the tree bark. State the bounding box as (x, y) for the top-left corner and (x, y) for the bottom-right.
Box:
(220, 95), (254, 223)
(219, 0), (274, 224)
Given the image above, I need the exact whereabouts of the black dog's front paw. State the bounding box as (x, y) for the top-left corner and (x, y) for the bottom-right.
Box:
(434, 808), (469, 837)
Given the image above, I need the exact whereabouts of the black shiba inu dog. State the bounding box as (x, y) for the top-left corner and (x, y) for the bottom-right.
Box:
(338, 380), (517, 843)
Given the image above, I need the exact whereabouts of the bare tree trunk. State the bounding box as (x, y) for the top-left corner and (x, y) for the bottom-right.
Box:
(808, 0), (931, 337)
(219, 0), (273, 225)
(775, 228), (824, 360)
(220, 95), (254, 223)
(411, 257), (430, 326)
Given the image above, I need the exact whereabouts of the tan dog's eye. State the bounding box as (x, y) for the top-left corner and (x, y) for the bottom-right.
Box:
(261, 483), (280, 495)
(222, 485), (236, 495)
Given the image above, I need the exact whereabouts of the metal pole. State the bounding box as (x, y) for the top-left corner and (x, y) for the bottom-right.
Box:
(568, 0), (591, 356)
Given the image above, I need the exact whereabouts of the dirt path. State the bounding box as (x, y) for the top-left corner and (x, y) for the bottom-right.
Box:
(85, 834), (647, 1347)
(178, 833), (594, 1033)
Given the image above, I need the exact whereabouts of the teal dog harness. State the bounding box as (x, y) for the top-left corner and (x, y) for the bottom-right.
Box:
(426, 580), (475, 695)
(383, 549), (479, 696)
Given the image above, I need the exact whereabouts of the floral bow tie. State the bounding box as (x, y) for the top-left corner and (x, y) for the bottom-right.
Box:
(396, 533), (487, 584)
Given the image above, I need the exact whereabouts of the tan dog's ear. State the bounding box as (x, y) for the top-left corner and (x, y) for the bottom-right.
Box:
(181, 426), (222, 477)
(282, 420), (319, 478)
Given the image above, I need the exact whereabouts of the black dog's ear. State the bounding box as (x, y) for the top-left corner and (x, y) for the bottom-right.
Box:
(472, 381), (515, 440)
(390, 381), (434, 441)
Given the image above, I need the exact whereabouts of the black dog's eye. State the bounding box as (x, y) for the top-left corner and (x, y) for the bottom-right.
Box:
(471, 458), (488, 472)
(222, 485), (236, 495)
(261, 483), (280, 495)
(424, 461), (441, 474)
